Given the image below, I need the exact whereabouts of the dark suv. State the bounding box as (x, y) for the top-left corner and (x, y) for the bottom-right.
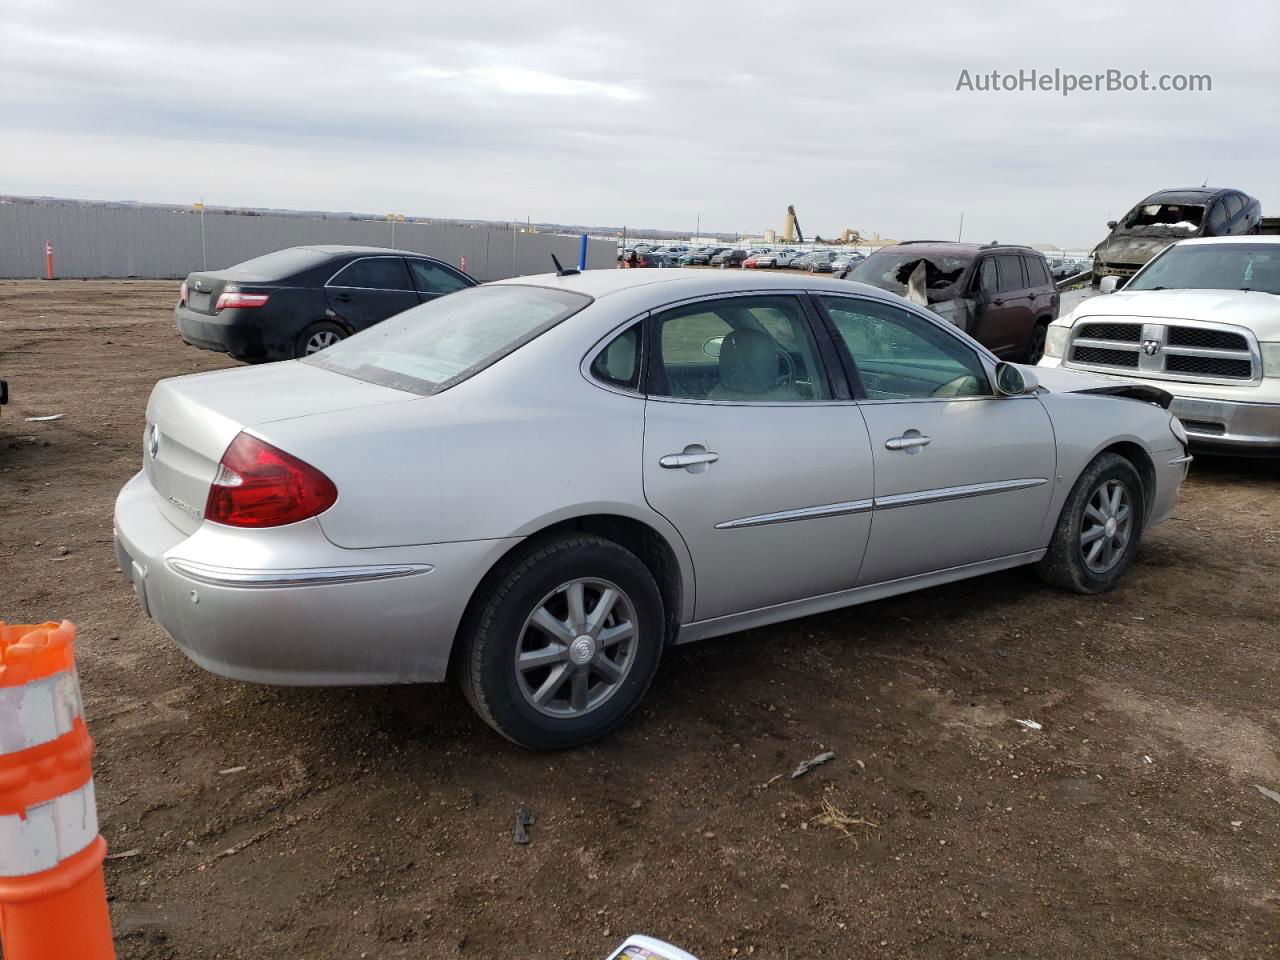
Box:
(846, 242), (1059, 362)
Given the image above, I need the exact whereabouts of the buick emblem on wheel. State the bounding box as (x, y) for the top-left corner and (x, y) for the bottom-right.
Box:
(1142, 339), (1161, 356)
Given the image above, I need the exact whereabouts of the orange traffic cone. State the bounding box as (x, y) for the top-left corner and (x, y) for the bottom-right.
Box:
(0, 621), (115, 960)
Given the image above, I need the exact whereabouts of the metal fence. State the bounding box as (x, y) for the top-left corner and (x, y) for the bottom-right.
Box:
(0, 202), (615, 282)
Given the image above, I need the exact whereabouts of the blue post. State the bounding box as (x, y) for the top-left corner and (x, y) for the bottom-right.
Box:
(578, 233), (589, 272)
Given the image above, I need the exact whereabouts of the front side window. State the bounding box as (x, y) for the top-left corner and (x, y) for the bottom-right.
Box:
(305, 285), (590, 395)
(590, 324), (641, 390)
(819, 296), (991, 401)
(996, 255), (1025, 292)
(1207, 201), (1230, 234)
(409, 259), (471, 295)
(651, 296), (832, 402)
(978, 257), (998, 294)
(328, 257), (412, 291)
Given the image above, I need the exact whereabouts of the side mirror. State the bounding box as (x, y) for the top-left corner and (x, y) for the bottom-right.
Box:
(703, 336), (724, 359)
(1099, 275), (1123, 294)
(1106, 220), (1118, 229)
(994, 361), (1037, 396)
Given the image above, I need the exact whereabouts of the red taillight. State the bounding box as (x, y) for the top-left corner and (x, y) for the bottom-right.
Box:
(178, 280), (188, 305)
(215, 291), (270, 311)
(204, 433), (337, 528)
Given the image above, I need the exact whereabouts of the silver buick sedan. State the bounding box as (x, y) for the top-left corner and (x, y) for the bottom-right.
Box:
(114, 270), (1190, 748)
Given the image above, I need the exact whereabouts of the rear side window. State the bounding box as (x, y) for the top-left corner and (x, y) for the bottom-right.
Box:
(590, 325), (642, 390)
(409, 259), (472, 295)
(1023, 256), (1051, 286)
(328, 257), (412, 291)
(305, 285), (590, 396)
(996, 255), (1025, 292)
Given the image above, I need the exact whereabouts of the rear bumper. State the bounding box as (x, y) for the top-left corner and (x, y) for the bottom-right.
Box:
(174, 305), (273, 361)
(112, 470), (518, 685)
(1169, 395), (1280, 455)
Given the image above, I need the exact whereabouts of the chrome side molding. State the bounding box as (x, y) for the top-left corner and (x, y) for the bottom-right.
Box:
(168, 559), (434, 589)
(714, 499), (875, 530)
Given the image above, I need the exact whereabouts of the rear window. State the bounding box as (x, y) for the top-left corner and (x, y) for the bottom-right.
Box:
(224, 247), (333, 281)
(304, 285), (591, 395)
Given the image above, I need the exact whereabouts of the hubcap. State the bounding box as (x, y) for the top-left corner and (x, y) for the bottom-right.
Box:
(515, 578), (639, 718)
(1080, 478), (1133, 574)
(305, 330), (341, 354)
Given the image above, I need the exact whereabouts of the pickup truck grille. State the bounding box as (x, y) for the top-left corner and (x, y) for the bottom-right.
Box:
(1068, 319), (1258, 384)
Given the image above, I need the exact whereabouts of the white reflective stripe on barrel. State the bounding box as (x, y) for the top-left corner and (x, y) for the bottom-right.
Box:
(0, 780), (99, 877)
(0, 669), (84, 754)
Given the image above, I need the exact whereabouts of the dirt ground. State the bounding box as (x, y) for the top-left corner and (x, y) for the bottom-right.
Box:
(1, 279), (1277, 960)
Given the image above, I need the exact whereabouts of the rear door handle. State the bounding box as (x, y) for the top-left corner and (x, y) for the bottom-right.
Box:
(885, 434), (931, 451)
(660, 450), (719, 469)
(334, 292), (353, 303)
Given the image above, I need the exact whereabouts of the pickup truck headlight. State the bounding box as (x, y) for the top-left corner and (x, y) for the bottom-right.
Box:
(1261, 342), (1280, 379)
(1044, 325), (1069, 359)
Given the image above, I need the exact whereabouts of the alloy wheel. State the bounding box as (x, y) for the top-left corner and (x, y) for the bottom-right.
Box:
(305, 330), (342, 354)
(1080, 479), (1133, 573)
(514, 578), (639, 718)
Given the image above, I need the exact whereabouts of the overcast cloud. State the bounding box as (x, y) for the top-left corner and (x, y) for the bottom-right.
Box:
(1, 0), (1277, 247)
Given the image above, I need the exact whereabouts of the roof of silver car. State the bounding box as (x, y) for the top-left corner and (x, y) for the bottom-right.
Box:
(492, 267), (896, 302)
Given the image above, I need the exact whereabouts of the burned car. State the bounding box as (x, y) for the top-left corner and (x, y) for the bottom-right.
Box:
(1091, 187), (1261, 285)
(846, 242), (1059, 361)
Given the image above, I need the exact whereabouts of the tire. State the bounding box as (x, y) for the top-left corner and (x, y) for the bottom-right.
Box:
(1037, 452), (1145, 594)
(458, 535), (664, 750)
(1024, 320), (1050, 364)
(294, 321), (347, 359)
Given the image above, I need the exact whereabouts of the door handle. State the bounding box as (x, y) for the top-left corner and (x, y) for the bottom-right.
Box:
(992, 298), (1004, 306)
(885, 434), (931, 452)
(334, 292), (352, 303)
(660, 451), (719, 469)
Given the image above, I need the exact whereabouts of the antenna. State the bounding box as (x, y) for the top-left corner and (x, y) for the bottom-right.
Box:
(1201, 174), (1210, 187)
(550, 253), (579, 277)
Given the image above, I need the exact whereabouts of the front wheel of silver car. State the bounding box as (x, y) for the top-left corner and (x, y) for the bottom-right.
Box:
(459, 535), (664, 750)
(1036, 452), (1146, 594)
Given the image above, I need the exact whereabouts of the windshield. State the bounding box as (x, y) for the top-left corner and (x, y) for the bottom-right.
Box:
(1127, 243), (1280, 295)
(849, 250), (971, 300)
(1115, 202), (1204, 237)
(304, 285), (591, 395)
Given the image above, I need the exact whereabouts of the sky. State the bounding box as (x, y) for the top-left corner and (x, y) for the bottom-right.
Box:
(1, 0), (1278, 248)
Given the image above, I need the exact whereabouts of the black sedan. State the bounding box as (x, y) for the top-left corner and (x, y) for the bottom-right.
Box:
(175, 245), (476, 362)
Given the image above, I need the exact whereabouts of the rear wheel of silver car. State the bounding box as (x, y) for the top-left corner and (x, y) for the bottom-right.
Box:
(295, 321), (347, 358)
(459, 535), (664, 750)
(1037, 452), (1145, 594)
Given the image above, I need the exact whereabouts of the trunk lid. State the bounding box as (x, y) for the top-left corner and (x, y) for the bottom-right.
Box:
(181, 272), (236, 316)
(143, 362), (416, 533)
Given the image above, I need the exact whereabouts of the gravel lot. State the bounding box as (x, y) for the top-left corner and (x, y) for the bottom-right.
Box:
(1, 279), (1277, 960)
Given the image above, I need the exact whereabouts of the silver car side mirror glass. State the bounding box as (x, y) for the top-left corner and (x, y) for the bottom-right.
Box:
(994, 361), (1027, 396)
(1099, 275), (1122, 294)
(703, 336), (724, 359)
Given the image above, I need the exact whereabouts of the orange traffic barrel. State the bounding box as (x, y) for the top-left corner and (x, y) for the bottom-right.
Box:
(0, 621), (115, 960)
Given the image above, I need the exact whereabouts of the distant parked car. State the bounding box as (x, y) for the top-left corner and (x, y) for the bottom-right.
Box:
(831, 252), (865, 274)
(680, 246), (728, 266)
(175, 245), (476, 363)
(848, 241), (1059, 361)
(636, 251), (679, 268)
(1092, 187), (1262, 286)
(711, 249), (750, 268)
(794, 251), (838, 272)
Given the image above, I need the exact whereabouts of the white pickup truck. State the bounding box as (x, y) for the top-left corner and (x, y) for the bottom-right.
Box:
(1040, 236), (1280, 455)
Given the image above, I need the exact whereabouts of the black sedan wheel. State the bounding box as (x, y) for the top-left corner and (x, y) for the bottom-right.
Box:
(295, 322), (347, 358)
